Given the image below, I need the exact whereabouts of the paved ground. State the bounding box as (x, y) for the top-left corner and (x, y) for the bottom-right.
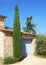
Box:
(10, 55), (46, 65)
(0, 59), (3, 65)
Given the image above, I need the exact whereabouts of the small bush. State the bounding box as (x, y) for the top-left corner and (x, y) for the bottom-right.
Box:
(35, 34), (46, 55)
(3, 57), (16, 64)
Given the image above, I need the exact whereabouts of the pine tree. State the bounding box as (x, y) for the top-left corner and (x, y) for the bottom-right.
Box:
(13, 5), (22, 61)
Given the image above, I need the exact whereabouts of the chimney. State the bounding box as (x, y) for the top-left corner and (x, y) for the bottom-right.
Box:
(0, 15), (6, 29)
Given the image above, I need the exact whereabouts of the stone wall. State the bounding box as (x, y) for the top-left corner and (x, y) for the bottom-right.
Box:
(0, 19), (4, 29)
(0, 31), (5, 59)
(4, 36), (13, 57)
(4, 31), (13, 57)
(0, 30), (36, 59)
(31, 39), (36, 54)
(0, 31), (13, 59)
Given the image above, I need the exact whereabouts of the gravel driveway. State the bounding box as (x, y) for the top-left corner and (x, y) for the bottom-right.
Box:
(10, 55), (46, 65)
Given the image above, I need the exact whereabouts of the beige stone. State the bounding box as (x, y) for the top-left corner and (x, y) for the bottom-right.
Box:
(0, 32), (5, 59)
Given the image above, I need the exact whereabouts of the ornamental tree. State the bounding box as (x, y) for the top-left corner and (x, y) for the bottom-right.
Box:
(13, 5), (22, 61)
(23, 16), (37, 34)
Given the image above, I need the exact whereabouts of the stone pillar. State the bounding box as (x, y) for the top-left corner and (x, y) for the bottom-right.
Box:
(31, 38), (36, 55)
(0, 15), (6, 29)
(0, 31), (5, 59)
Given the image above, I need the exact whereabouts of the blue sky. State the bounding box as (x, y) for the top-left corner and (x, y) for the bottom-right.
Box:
(0, 0), (46, 34)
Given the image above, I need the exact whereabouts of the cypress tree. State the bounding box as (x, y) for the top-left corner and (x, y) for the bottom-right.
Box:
(13, 5), (22, 61)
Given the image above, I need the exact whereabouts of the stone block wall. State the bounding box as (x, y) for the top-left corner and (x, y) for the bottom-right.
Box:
(4, 36), (13, 57)
(4, 31), (13, 57)
(0, 31), (5, 59)
(0, 31), (36, 59)
(0, 31), (13, 59)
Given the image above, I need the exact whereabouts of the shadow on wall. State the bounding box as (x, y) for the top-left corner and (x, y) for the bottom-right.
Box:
(22, 39), (27, 59)
(21, 38), (32, 60)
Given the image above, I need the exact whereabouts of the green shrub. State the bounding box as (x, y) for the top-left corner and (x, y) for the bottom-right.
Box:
(35, 34), (46, 55)
(3, 57), (15, 64)
(34, 54), (46, 58)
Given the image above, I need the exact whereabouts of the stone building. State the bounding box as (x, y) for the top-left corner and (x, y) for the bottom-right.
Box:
(0, 15), (36, 59)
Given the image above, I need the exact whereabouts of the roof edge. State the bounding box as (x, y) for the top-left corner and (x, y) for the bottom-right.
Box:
(0, 28), (37, 36)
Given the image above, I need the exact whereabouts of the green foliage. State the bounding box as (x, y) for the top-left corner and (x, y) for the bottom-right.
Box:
(13, 5), (22, 61)
(5, 26), (12, 29)
(35, 35), (46, 55)
(23, 16), (37, 34)
(5, 26), (10, 29)
(23, 27), (30, 32)
(3, 57), (15, 64)
(34, 54), (46, 58)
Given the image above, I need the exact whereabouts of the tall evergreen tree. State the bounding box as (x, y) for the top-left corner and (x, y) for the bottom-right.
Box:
(13, 5), (22, 61)
(23, 16), (37, 34)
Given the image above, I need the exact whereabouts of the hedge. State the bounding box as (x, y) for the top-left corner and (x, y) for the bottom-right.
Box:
(35, 34), (46, 55)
